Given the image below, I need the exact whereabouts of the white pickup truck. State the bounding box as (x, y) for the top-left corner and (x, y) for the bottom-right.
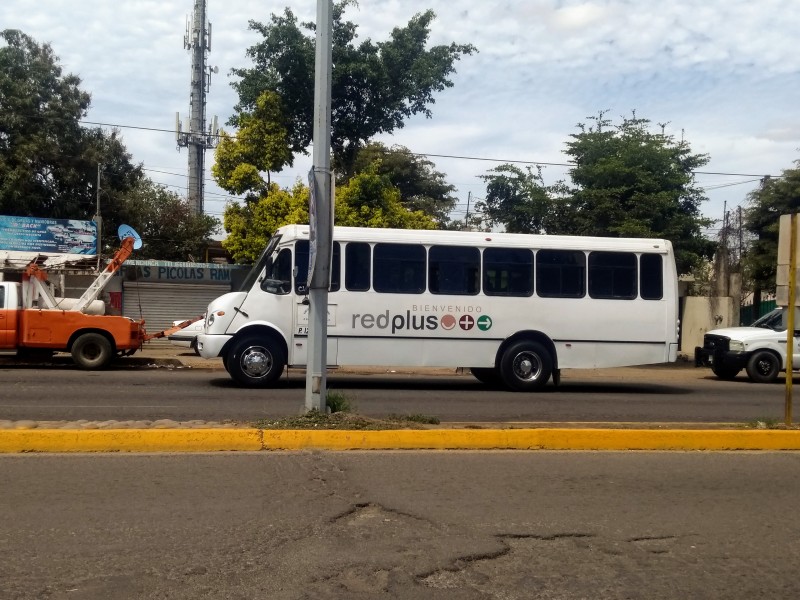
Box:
(695, 308), (798, 383)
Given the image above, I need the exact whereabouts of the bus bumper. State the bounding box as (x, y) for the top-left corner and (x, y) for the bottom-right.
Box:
(196, 333), (232, 359)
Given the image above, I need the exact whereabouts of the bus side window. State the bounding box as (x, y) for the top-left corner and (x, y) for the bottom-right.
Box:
(429, 245), (480, 295)
(345, 242), (371, 291)
(640, 254), (663, 300)
(536, 250), (585, 298)
(588, 251), (637, 299)
(483, 248), (533, 297)
(373, 243), (426, 294)
(294, 240), (341, 294)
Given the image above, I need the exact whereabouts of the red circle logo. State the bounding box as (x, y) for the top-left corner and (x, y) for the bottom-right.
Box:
(459, 315), (475, 330)
(441, 314), (456, 330)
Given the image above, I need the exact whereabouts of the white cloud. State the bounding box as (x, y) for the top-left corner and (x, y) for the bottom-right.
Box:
(1, 0), (799, 224)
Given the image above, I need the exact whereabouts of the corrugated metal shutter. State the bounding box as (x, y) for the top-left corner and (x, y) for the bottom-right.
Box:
(122, 282), (223, 346)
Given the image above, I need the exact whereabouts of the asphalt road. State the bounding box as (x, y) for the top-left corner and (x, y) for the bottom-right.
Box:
(0, 360), (792, 424)
(2, 452), (799, 599)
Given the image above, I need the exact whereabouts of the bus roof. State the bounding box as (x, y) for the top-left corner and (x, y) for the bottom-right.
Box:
(274, 225), (672, 254)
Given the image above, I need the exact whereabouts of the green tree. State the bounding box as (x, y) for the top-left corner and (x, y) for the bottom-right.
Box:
(478, 164), (575, 234)
(347, 142), (457, 226)
(111, 180), (219, 262)
(222, 181), (310, 263)
(743, 167), (800, 295)
(335, 166), (436, 230)
(565, 113), (714, 273)
(478, 113), (715, 274)
(220, 170), (436, 263)
(230, 2), (475, 173)
(211, 91), (293, 201)
(0, 29), (142, 219)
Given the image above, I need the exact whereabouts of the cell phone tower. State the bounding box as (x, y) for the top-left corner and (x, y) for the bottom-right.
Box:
(176, 0), (219, 216)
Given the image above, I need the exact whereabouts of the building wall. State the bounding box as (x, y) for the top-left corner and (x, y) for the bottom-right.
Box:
(680, 296), (736, 354)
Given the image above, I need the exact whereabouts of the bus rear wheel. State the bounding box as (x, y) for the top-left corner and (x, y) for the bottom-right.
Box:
(499, 341), (552, 392)
(227, 336), (285, 387)
(470, 367), (502, 387)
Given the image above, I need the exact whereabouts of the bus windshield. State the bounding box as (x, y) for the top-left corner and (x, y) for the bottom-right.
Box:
(233, 233), (282, 292)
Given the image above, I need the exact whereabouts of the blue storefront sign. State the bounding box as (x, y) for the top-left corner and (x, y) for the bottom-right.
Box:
(0, 216), (97, 254)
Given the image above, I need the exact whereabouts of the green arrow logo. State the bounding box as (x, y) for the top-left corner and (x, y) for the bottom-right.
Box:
(477, 315), (492, 331)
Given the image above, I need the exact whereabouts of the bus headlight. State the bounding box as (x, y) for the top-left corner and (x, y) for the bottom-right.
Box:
(207, 313), (215, 327)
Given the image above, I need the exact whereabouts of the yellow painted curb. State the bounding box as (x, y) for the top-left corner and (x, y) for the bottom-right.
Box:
(0, 429), (263, 453)
(1, 428), (800, 452)
(261, 428), (800, 451)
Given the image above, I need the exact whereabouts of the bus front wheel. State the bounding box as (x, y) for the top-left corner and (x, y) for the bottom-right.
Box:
(499, 341), (553, 392)
(227, 336), (286, 387)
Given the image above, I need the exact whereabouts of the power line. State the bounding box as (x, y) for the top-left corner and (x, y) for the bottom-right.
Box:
(77, 119), (786, 180)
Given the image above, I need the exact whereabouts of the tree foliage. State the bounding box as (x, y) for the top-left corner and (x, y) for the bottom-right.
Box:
(211, 91), (293, 200)
(110, 180), (219, 262)
(222, 182), (310, 263)
(478, 165), (572, 234)
(0, 29), (142, 220)
(230, 2), (475, 173)
(221, 170), (436, 263)
(743, 166), (800, 293)
(335, 166), (436, 231)
(0, 29), (220, 262)
(347, 142), (457, 226)
(478, 113), (715, 274)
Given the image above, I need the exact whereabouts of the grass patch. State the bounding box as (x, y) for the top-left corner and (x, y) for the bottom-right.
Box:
(326, 390), (352, 414)
(254, 411), (400, 430)
(743, 417), (800, 430)
(387, 413), (440, 425)
(253, 410), (440, 431)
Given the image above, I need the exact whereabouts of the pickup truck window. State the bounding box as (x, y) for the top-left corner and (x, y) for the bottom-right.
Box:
(751, 309), (784, 331)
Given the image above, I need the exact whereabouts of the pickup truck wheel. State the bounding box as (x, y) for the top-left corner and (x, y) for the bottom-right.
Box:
(745, 350), (781, 383)
(499, 340), (553, 392)
(227, 336), (285, 387)
(711, 364), (741, 380)
(71, 333), (113, 370)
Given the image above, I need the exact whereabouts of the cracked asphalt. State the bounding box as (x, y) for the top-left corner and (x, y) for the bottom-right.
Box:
(2, 451), (799, 599)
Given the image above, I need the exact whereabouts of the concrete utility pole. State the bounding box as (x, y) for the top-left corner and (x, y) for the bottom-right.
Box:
(176, 0), (218, 216)
(305, 0), (334, 413)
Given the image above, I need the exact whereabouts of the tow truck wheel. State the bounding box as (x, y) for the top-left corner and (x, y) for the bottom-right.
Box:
(746, 350), (781, 383)
(71, 333), (113, 370)
(227, 335), (285, 387)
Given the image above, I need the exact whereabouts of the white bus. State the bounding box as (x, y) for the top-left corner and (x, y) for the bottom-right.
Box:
(196, 225), (679, 390)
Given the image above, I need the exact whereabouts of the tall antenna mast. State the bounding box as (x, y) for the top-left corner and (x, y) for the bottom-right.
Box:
(176, 0), (219, 216)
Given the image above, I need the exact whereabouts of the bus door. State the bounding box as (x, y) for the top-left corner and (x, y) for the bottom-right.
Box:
(290, 240), (339, 366)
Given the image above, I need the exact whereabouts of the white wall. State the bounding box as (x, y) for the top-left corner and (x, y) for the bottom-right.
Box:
(680, 296), (736, 354)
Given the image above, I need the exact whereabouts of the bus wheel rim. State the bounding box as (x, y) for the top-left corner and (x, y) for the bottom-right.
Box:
(513, 351), (541, 381)
(242, 347), (271, 378)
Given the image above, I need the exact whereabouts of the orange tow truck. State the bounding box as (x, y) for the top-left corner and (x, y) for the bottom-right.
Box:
(0, 227), (198, 369)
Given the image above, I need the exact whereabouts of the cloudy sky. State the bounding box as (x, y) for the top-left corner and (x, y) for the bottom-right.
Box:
(2, 0), (798, 235)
